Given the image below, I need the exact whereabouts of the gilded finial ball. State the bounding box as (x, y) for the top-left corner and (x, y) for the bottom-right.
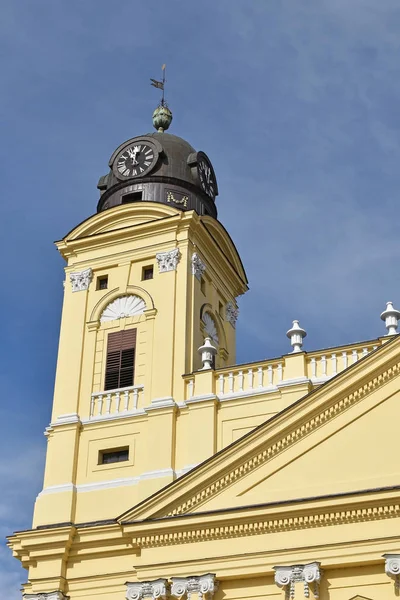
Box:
(152, 105), (173, 132)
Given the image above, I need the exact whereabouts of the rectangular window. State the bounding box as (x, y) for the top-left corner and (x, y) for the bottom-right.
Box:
(99, 447), (129, 465)
(104, 329), (136, 391)
(142, 265), (154, 280)
(97, 276), (108, 290)
(122, 191), (142, 203)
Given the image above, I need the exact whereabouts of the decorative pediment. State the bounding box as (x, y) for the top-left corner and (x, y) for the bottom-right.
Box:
(118, 337), (400, 526)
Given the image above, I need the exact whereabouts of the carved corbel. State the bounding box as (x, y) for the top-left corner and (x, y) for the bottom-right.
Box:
(384, 554), (400, 591)
(69, 267), (92, 292)
(274, 563), (322, 599)
(126, 579), (169, 600)
(171, 574), (218, 600)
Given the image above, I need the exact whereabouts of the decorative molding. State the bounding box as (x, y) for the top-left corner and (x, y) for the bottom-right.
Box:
(69, 268), (92, 292)
(383, 554), (400, 590)
(191, 253), (206, 280)
(171, 574), (218, 600)
(23, 593), (69, 600)
(165, 358), (400, 516)
(126, 579), (168, 600)
(202, 313), (219, 345)
(100, 295), (146, 322)
(274, 563), (322, 599)
(156, 249), (181, 273)
(225, 302), (238, 328)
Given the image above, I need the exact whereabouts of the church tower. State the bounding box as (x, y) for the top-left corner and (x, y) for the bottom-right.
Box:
(33, 106), (248, 527)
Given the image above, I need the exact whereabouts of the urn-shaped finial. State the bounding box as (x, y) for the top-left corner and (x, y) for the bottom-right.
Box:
(153, 104), (173, 132)
(380, 301), (400, 335)
(198, 337), (217, 370)
(286, 320), (307, 353)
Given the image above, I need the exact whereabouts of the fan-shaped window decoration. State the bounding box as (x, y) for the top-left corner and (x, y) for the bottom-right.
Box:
(100, 295), (146, 323)
(202, 312), (219, 345)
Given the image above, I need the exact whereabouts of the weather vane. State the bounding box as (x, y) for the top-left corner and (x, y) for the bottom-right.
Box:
(151, 64), (167, 107)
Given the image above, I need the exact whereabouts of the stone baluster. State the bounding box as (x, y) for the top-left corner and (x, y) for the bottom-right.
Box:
(126, 579), (169, 600)
(257, 366), (263, 387)
(133, 387), (139, 410)
(97, 394), (103, 415)
(105, 393), (112, 414)
(277, 363), (283, 382)
(274, 563), (322, 599)
(123, 389), (129, 411)
(90, 395), (95, 418)
(115, 391), (121, 412)
(311, 357), (316, 379)
(188, 379), (194, 399)
(218, 374), (224, 394)
(171, 574), (218, 600)
(238, 370), (244, 392)
(267, 364), (273, 385)
(331, 353), (337, 376)
(247, 368), (254, 389)
(228, 371), (234, 393)
(342, 351), (348, 369)
(321, 355), (327, 377)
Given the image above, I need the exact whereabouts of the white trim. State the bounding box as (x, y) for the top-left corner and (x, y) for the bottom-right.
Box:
(37, 468), (177, 498)
(145, 396), (176, 411)
(176, 463), (199, 478)
(277, 376), (311, 389)
(82, 408), (146, 424)
(139, 468), (175, 481)
(185, 393), (217, 405)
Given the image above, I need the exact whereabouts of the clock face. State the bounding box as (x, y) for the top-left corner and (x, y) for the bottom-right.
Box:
(114, 142), (157, 179)
(197, 158), (216, 200)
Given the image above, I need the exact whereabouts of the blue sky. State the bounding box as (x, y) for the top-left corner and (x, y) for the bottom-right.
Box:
(2, 0), (400, 596)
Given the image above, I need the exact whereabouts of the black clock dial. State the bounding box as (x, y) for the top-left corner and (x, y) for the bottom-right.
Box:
(197, 158), (216, 200)
(115, 143), (156, 178)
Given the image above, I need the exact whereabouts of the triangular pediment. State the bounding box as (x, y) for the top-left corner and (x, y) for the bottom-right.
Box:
(119, 336), (400, 523)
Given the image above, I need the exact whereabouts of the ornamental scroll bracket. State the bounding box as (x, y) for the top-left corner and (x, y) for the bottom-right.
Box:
(383, 554), (400, 591)
(70, 268), (92, 292)
(225, 301), (239, 328)
(274, 563), (322, 599)
(171, 573), (218, 600)
(156, 249), (181, 273)
(126, 579), (169, 600)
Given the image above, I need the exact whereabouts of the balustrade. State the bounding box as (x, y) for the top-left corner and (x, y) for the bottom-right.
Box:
(90, 384), (144, 419)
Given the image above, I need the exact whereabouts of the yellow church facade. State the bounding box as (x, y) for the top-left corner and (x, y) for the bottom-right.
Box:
(8, 107), (400, 600)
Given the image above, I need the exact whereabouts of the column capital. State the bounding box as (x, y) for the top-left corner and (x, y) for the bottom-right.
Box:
(171, 573), (218, 600)
(274, 562), (322, 598)
(24, 593), (69, 600)
(383, 554), (400, 590)
(69, 267), (92, 292)
(126, 579), (169, 600)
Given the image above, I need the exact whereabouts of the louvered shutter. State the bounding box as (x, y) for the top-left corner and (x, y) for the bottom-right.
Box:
(104, 329), (136, 391)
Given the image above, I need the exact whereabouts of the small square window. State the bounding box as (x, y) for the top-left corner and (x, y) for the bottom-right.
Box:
(200, 277), (206, 295)
(142, 265), (154, 280)
(97, 276), (108, 290)
(122, 191), (143, 203)
(99, 447), (129, 465)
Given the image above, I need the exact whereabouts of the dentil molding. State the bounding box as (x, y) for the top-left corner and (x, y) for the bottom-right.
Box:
(274, 562), (322, 599)
(191, 253), (206, 280)
(23, 593), (69, 600)
(171, 574), (218, 600)
(69, 267), (92, 292)
(126, 579), (168, 600)
(156, 249), (181, 273)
